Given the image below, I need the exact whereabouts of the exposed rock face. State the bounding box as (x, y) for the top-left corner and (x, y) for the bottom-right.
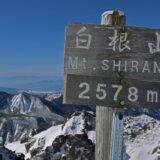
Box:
(124, 115), (160, 160)
(4, 90), (160, 160)
(0, 92), (95, 146)
(6, 111), (96, 160)
(0, 92), (65, 145)
(44, 94), (95, 117)
(32, 134), (95, 160)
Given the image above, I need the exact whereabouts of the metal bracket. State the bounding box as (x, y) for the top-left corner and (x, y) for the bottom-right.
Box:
(111, 71), (124, 160)
(111, 110), (124, 160)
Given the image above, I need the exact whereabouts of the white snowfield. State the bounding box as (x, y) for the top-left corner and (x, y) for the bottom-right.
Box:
(6, 112), (96, 159)
(124, 115), (160, 160)
(5, 110), (160, 160)
(6, 125), (62, 159)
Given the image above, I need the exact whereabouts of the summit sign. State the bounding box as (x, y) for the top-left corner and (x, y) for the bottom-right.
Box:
(64, 23), (160, 107)
(65, 23), (160, 80)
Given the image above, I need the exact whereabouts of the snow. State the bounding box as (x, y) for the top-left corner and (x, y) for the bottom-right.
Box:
(6, 113), (87, 159)
(6, 125), (62, 159)
(5, 92), (64, 122)
(10, 92), (51, 114)
(88, 131), (96, 144)
(5, 111), (96, 159)
(124, 114), (160, 160)
(6, 140), (30, 159)
(0, 137), (3, 145)
(4, 90), (160, 160)
(32, 125), (62, 150)
(62, 114), (84, 135)
(44, 93), (62, 101)
(6, 107), (160, 160)
(5, 141), (26, 156)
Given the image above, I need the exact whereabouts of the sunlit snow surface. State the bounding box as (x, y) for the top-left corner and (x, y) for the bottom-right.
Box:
(6, 112), (96, 159)
(3, 93), (160, 160)
(124, 115), (160, 160)
(6, 125), (62, 159)
(5, 110), (160, 160)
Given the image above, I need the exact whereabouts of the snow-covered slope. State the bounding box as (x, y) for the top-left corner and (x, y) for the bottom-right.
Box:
(0, 92), (65, 145)
(3, 91), (160, 160)
(6, 125), (62, 159)
(0, 145), (25, 160)
(124, 114), (160, 160)
(6, 111), (96, 160)
(5, 109), (160, 160)
(2, 92), (63, 121)
(0, 91), (95, 146)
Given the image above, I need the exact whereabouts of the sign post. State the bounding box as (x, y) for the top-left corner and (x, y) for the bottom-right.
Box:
(96, 11), (125, 160)
(64, 10), (160, 160)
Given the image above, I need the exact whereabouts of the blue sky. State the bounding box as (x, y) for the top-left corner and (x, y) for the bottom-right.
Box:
(0, 0), (160, 78)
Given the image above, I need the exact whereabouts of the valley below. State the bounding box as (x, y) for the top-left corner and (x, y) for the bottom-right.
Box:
(0, 91), (160, 160)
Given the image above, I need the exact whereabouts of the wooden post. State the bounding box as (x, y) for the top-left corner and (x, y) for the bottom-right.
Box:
(96, 10), (126, 160)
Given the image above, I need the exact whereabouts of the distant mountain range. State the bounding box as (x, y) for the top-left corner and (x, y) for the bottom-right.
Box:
(0, 76), (63, 91)
(0, 87), (18, 94)
(1, 91), (160, 159)
(0, 91), (94, 145)
(0, 91), (95, 159)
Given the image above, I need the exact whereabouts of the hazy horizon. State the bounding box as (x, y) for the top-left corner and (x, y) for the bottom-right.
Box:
(0, 75), (64, 91)
(1, 0), (160, 78)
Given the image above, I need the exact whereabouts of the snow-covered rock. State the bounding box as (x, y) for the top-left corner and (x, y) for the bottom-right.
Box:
(124, 114), (160, 160)
(34, 134), (95, 160)
(4, 91), (160, 160)
(0, 145), (25, 160)
(6, 111), (96, 160)
(44, 92), (63, 102)
(0, 91), (95, 146)
(0, 92), (65, 145)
